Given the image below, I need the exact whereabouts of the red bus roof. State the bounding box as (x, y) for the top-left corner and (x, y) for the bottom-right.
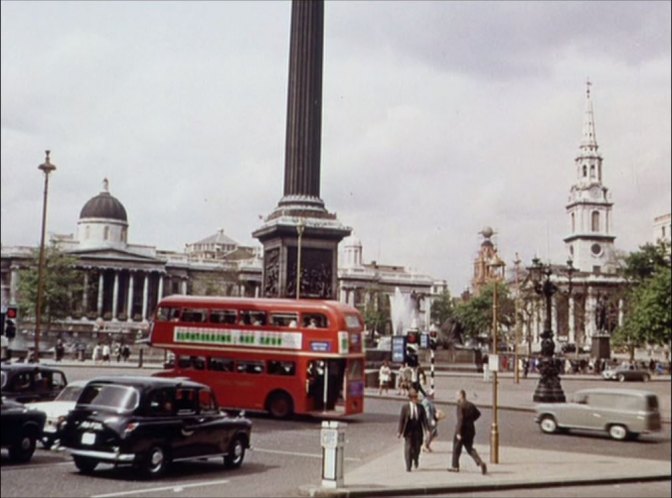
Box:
(156, 295), (360, 315)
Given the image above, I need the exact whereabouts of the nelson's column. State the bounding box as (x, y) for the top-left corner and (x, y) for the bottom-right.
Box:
(253, 0), (351, 299)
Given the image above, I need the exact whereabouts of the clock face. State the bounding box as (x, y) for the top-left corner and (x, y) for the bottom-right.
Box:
(591, 243), (602, 256)
(590, 186), (601, 200)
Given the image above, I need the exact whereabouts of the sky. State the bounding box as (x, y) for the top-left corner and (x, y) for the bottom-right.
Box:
(1, 1), (670, 294)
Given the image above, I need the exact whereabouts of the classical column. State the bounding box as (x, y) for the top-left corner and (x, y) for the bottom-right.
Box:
(585, 288), (596, 344)
(568, 295), (576, 344)
(181, 278), (187, 295)
(9, 267), (19, 304)
(254, 284), (260, 298)
(97, 272), (104, 317)
(82, 272), (89, 312)
(142, 274), (149, 320)
(157, 275), (164, 302)
(112, 271), (119, 320)
(127, 271), (135, 321)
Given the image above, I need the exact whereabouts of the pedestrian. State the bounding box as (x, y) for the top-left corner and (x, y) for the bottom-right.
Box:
(122, 344), (131, 362)
(92, 343), (101, 364)
(114, 342), (122, 363)
(411, 364), (428, 397)
(102, 343), (111, 363)
(378, 360), (392, 395)
(523, 358), (529, 378)
(421, 391), (439, 452)
(397, 389), (428, 472)
(397, 362), (412, 396)
(448, 389), (487, 475)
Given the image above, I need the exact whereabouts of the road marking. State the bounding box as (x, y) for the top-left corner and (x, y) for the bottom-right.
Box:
(253, 447), (361, 461)
(90, 479), (230, 497)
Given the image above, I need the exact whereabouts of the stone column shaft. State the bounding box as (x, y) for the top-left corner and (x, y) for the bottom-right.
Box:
(142, 274), (149, 320)
(127, 272), (134, 321)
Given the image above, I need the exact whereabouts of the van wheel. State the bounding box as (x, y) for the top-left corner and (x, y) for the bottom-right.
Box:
(143, 446), (170, 478)
(73, 456), (98, 474)
(267, 392), (293, 419)
(539, 415), (558, 434)
(224, 435), (246, 468)
(609, 424), (628, 441)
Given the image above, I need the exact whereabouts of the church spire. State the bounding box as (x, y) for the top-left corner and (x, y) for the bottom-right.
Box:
(580, 78), (598, 152)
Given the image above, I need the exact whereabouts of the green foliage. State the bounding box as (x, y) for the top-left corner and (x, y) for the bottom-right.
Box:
(613, 242), (672, 353)
(454, 282), (515, 343)
(18, 245), (83, 328)
(357, 291), (390, 334)
(430, 289), (454, 326)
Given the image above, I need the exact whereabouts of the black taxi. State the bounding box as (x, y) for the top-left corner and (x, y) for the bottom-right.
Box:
(0, 364), (68, 403)
(1, 397), (46, 463)
(59, 376), (252, 478)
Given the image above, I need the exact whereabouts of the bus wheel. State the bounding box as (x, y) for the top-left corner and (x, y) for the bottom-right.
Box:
(267, 392), (293, 419)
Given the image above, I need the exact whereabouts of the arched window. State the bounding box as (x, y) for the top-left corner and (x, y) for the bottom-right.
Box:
(591, 211), (600, 232)
(571, 213), (575, 232)
(104, 226), (110, 240)
(85, 226), (90, 239)
(590, 164), (596, 178)
(582, 165), (587, 177)
(121, 227), (127, 243)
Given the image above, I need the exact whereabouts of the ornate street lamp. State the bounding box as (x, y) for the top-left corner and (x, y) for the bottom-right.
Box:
(35, 150), (56, 362)
(488, 252), (505, 464)
(296, 218), (305, 299)
(529, 257), (566, 403)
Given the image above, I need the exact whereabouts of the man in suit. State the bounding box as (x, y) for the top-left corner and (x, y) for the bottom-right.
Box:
(397, 389), (428, 472)
(448, 389), (487, 475)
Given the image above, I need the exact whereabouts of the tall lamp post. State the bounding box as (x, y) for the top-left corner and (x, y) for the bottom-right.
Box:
(529, 257), (566, 403)
(295, 218), (305, 299)
(488, 252), (505, 464)
(35, 150), (56, 362)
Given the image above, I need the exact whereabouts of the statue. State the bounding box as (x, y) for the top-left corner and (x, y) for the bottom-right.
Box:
(595, 295), (608, 332)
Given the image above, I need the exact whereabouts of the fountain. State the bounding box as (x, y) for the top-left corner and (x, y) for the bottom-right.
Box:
(390, 287), (418, 336)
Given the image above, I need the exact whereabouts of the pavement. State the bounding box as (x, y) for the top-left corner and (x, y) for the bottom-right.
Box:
(299, 374), (671, 497)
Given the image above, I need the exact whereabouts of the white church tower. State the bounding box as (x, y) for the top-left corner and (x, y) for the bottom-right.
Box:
(564, 81), (617, 274)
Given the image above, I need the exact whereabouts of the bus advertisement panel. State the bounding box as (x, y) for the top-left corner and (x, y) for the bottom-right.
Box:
(149, 296), (365, 418)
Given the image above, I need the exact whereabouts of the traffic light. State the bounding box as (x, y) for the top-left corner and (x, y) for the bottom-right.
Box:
(6, 306), (17, 320)
(406, 331), (419, 345)
(5, 319), (16, 339)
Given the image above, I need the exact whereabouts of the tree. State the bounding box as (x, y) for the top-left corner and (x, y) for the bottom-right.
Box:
(18, 245), (83, 332)
(613, 242), (672, 360)
(430, 289), (454, 326)
(454, 283), (515, 347)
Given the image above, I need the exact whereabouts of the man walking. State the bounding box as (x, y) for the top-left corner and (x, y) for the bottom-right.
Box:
(448, 389), (487, 475)
(397, 389), (428, 472)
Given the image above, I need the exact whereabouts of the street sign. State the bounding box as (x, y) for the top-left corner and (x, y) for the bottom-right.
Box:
(392, 336), (406, 363)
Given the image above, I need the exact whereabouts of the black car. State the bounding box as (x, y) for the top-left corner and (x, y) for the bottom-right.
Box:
(59, 376), (252, 478)
(1, 397), (46, 462)
(0, 364), (68, 403)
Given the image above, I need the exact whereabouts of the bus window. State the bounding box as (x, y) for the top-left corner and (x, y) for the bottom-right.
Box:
(181, 309), (208, 323)
(157, 306), (180, 322)
(303, 314), (328, 328)
(270, 313), (299, 327)
(345, 314), (362, 329)
(210, 309), (237, 324)
(240, 311), (266, 326)
(183, 355), (206, 370)
(236, 361), (264, 374)
(268, 360), (296, 376)
(209, 357), (234, 372)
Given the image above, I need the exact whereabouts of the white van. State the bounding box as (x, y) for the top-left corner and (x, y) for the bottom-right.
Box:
(535, 388), (662, 441)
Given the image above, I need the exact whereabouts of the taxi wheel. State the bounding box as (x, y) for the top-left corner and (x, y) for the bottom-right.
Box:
(9, 432), (37, 463)
(143, 446), (170, 478)
(73, 456), (98, 474)
(224, 435), (246, 468)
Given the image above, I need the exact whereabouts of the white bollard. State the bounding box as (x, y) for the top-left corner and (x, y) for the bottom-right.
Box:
(320, 420), (347, 488)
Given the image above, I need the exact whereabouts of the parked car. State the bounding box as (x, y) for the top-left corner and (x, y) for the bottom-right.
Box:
(1, 397), (46, 462)
(59, 376), (252, 478)
(601, 364), (651, 382)
(0, 364), (68, 403)
(535, 388), (661, 441)
(29, 380), (87, 449)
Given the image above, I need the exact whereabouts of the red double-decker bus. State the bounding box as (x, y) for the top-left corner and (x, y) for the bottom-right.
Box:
(149, 295), (365, 418)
